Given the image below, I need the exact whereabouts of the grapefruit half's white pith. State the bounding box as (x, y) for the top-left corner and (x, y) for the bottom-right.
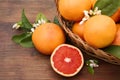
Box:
(50, 44), (84, 77)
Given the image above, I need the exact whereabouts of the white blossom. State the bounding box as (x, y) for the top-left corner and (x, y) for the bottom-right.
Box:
(38, 20), (42, 24)
(41, 18), (46, 24)
(31, 28), (35, 32)
(89, 60), (99, 68)
(31, 19), (46, 33)
(89, 10), (93, 15)
(33, 23), (38, 28)
(12, 23), (20, 29)
(80, 7), (101, 24)
(80, 10), (90, 24)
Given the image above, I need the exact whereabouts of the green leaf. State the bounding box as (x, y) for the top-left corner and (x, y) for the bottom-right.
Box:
(87, 66), (94, 75)
(93, 60), (98, 64)
(12, 33), (29, 44)
(53, 16), (61, 26)
(12, 32), (34, 48)
(21, 9), (33, 31)
(17, 21), (22, 26)
(86, 59), (99, 75)
(103, 45), (120, 59)
(20, 34), (34, 48)
(94, 0), (120, 16)
(35, 13), (49, 23)
(86, 60), (91, 65)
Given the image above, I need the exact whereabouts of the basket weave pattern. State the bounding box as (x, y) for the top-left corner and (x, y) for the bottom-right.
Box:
(55, 0), (120, 65)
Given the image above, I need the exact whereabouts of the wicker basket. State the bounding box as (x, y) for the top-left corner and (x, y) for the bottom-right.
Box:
(55, 0), (120, 65)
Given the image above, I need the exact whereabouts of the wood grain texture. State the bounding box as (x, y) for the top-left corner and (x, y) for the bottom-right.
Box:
(0, 0), (120, 80)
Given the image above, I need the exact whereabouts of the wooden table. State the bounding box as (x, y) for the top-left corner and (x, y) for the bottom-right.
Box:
(0, 0), (120, 80)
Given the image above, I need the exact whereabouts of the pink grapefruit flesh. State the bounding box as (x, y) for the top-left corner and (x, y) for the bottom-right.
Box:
(50, 44), (84, 77)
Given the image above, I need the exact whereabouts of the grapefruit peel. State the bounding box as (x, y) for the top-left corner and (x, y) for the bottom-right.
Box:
(50, 44), (84, 77)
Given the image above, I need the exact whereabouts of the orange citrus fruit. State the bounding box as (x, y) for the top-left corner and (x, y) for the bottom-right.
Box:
(84, 15), (117, 48)
(50, 44), (84, 77)
(72, 22), (85, 39)
(90, 0), (97, 8)
(112, 24), (120, 46)
(111, 8), (120, 23)
(32, 23), (65, 55)
(58, 0), (91, 21)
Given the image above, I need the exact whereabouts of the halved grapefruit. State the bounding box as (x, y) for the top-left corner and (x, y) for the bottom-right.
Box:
(50, 44), (84, 77)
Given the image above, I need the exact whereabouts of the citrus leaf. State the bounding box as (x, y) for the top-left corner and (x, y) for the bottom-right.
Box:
(87, 66), (94, 75)
(53, 16), (61, 26)
(12, 32), (34, 48)
(20, 34), (34, 48)
(103, 45), (120, 59)
(86, 59), (99, 75)
(17, 21), (22, 26)
(94, 0), (120, 16)
(35, 13), (49, 23)
(12, 33), (29, 44)
(21, 9), (33, 31)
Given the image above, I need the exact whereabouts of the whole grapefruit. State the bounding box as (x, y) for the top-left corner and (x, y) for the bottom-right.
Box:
(72, 22), (85, 40)
(84, 15), (117, 48)
(111, 8), (120, 23)
(50, 44), (84, 77)
(90, 0), (97, 8)
(58, 0), (91, 21)
(32, 23), (66, 55)
(112, 24), (120, 46)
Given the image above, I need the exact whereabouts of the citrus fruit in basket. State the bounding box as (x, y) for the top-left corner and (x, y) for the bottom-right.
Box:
(32, 23), (65, 55)
(50, 44), (84, 77)
(58, 0), (91, 21)
(90, 0), (120, 23)
(111, 8), (120, 23)
(112, 24), (120, 46)
(84, 15), (117, 48)
(72, 22), (85, 40)
(90, 0), (97, 8)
